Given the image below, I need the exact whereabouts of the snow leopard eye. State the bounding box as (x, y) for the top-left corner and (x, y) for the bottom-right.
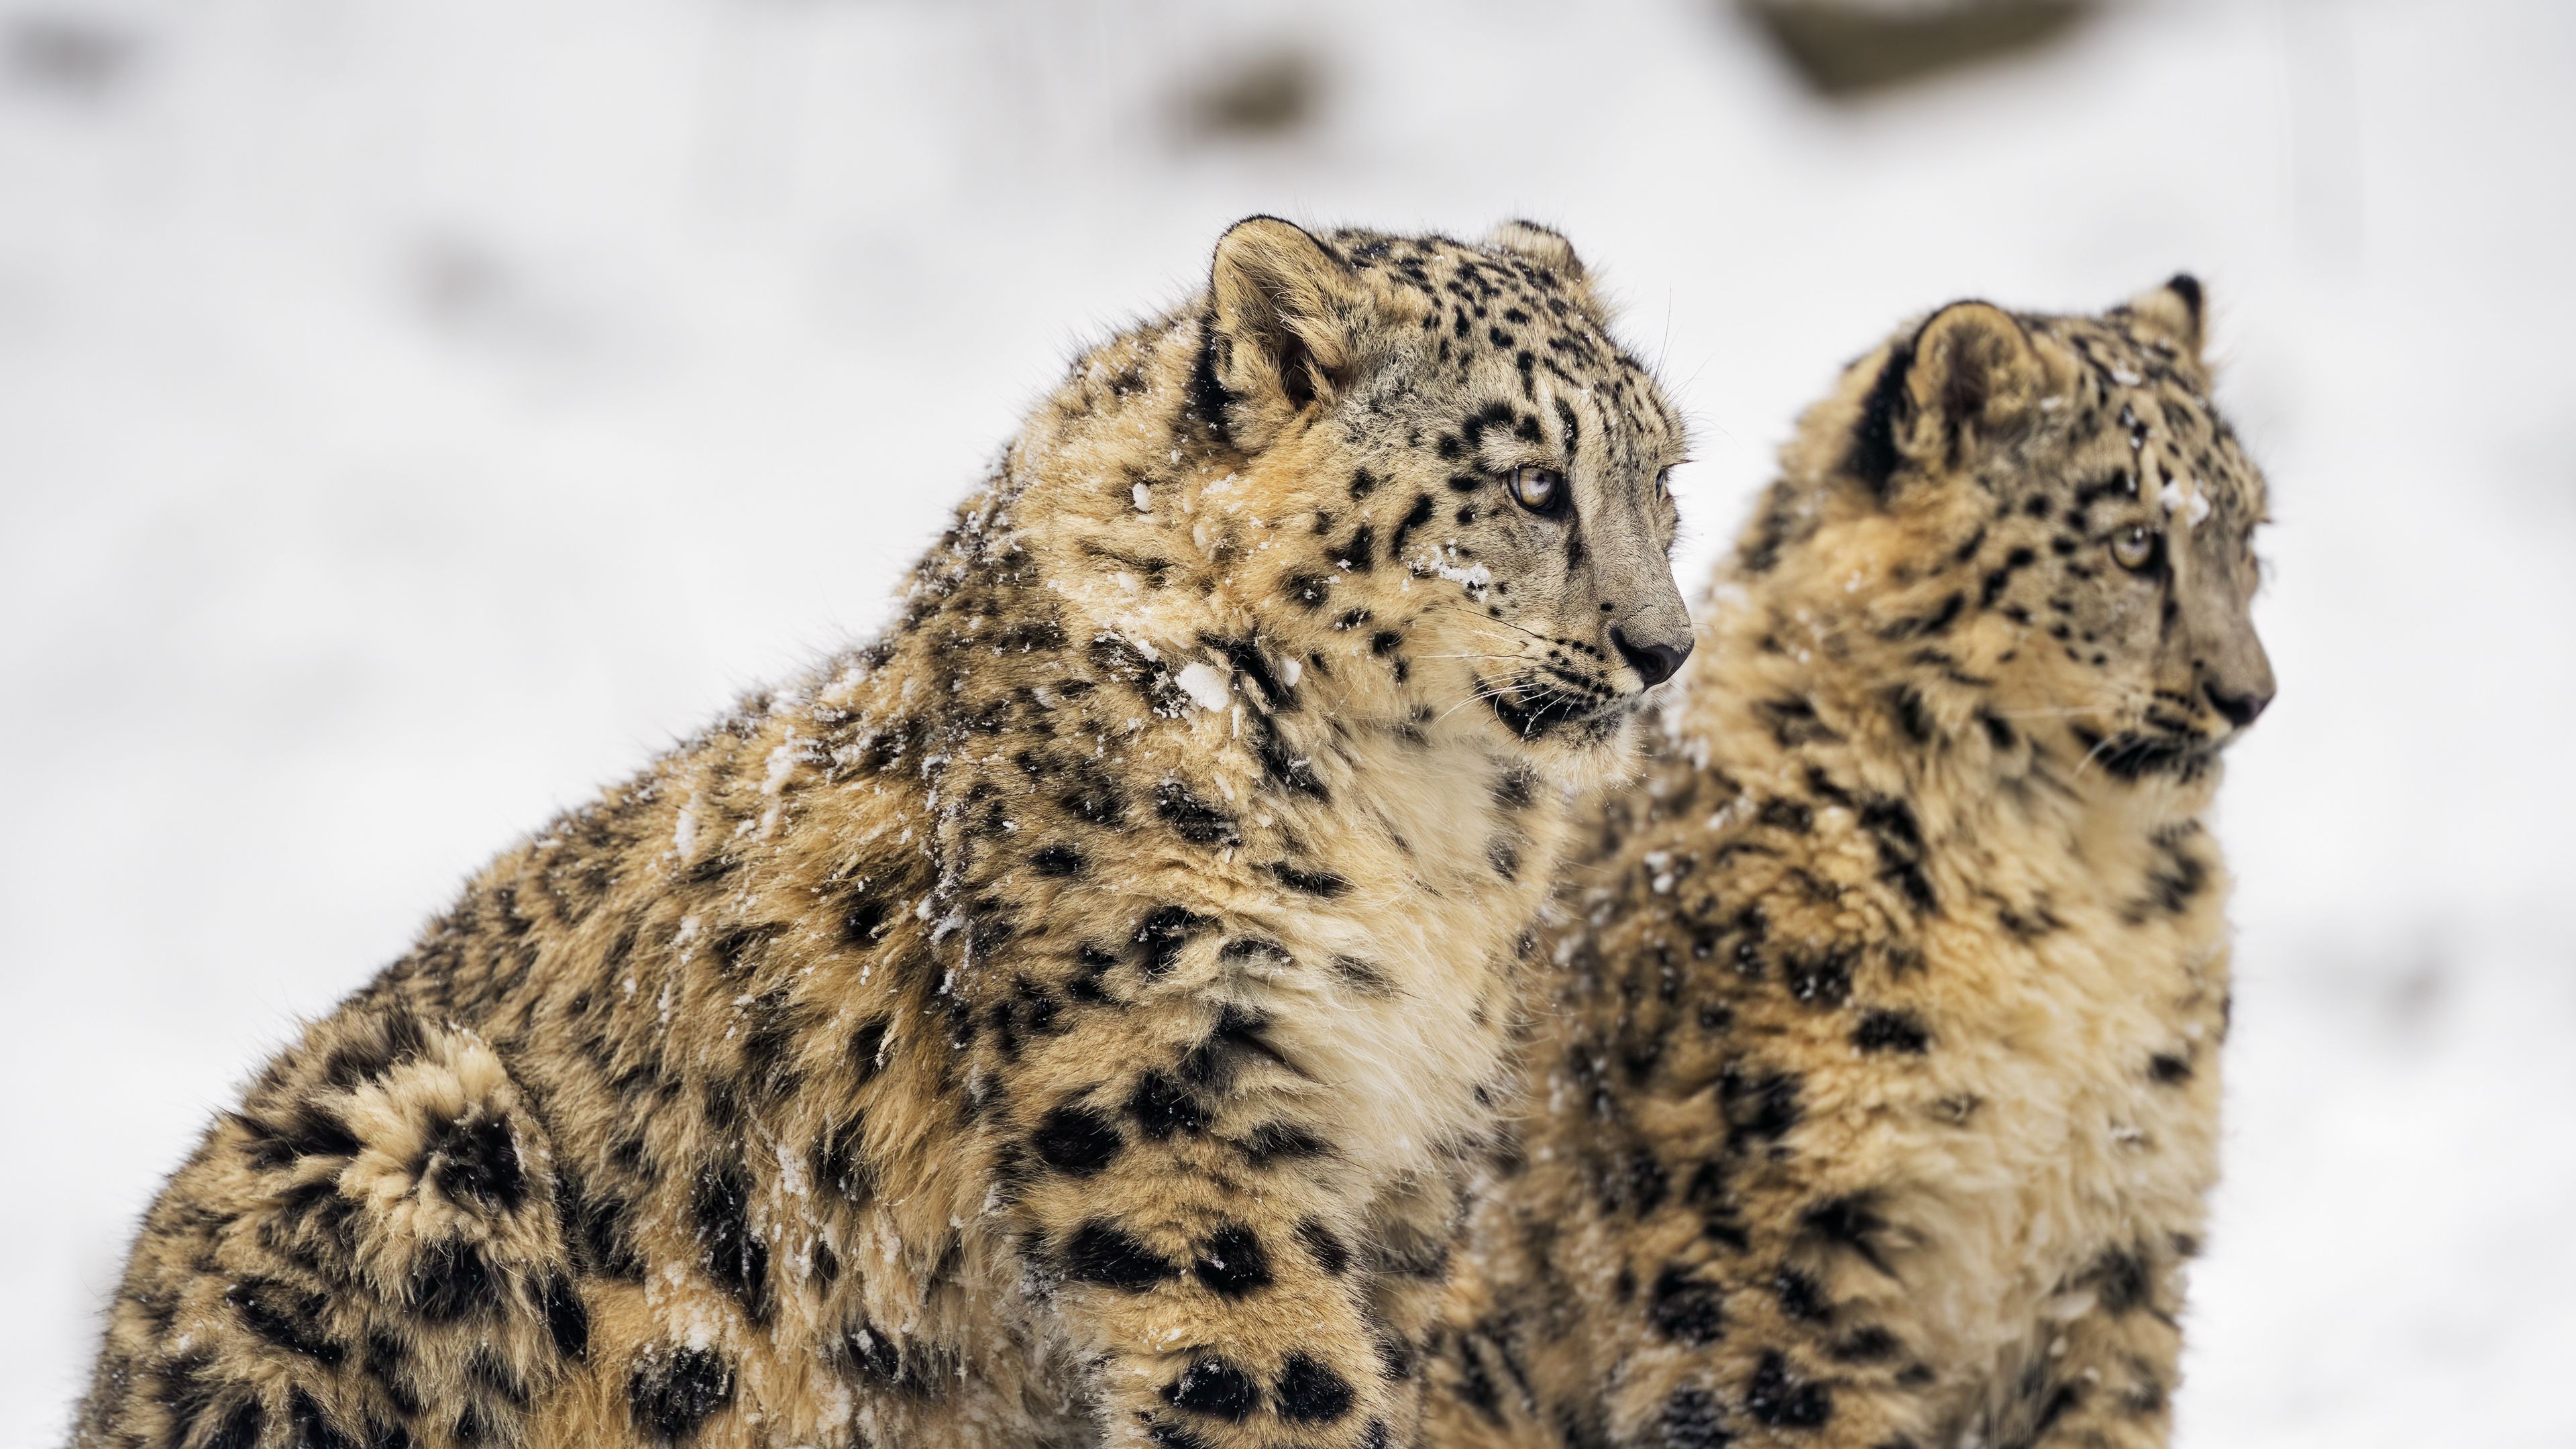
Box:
(1505, 465), (1566, 515)
(2111, 523), (2161, 573)
(1654, 468), (1672, 500)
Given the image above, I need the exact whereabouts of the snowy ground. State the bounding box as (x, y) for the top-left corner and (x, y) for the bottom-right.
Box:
(4, 0), (2572, 1442)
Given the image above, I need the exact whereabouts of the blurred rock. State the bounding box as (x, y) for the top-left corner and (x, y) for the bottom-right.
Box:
(1743, 0), (2092, 97)
(6, 13), (140, 99)
(415, 238), (511, 328)
(1170, 42), (1326, 144)
(407, 235), (602, 366)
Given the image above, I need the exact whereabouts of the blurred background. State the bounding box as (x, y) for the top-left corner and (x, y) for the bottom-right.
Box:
(4, 0), (2572, 1442)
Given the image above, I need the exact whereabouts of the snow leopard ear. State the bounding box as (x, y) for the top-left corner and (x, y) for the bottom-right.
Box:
(1845, 301), (2045, 498)
(1487, 219), (1609, 324)
(2120, 273), (2208, 364)
(1203, 216), (1363, 449)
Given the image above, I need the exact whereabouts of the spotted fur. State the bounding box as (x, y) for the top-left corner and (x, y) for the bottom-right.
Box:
(1424, 280), (2271, 1449)
(70, 219), (1692, 1449)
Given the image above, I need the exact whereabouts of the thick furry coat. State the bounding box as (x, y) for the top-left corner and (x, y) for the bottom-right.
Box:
(70, 219), (1693, 1449)
(1424, 282), (2274, 1449)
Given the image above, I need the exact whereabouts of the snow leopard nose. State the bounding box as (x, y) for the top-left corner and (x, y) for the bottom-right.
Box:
(2195, 619), (2275, 732)
(2203, 680), (2270, 729)
(1610, 626), (1693, 688)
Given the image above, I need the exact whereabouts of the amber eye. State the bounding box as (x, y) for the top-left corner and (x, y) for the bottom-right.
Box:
(1506, 465), (1565, 514)
(2111, 523), (2161, 573)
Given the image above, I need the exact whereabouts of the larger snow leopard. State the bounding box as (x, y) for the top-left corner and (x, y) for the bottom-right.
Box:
(70, 219), (1695, 1449)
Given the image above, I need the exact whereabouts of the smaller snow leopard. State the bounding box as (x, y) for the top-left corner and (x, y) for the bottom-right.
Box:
(1424, 279), (2273, 1449)
(70, 219), (1694, 1449)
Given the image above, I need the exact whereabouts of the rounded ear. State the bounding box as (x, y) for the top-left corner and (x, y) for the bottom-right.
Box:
(1845, 301), (2045, 496)
(1486, 219), (1609, 323)
(2120, 273), (2207, 362)
(1487, 219), (1585, 280)
(1205, 216), (1362, 448)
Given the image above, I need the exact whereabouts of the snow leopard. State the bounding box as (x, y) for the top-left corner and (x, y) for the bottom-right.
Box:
(1424, 278), (2272, 1449)
(70, 217), (1694, 1449)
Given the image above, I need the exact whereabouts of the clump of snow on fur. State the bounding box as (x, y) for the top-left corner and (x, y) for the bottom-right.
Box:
(1175, 661), (1230, 710)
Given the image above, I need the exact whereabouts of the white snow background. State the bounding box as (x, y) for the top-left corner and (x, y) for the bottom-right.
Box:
(4, 0), (2572, 1442)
